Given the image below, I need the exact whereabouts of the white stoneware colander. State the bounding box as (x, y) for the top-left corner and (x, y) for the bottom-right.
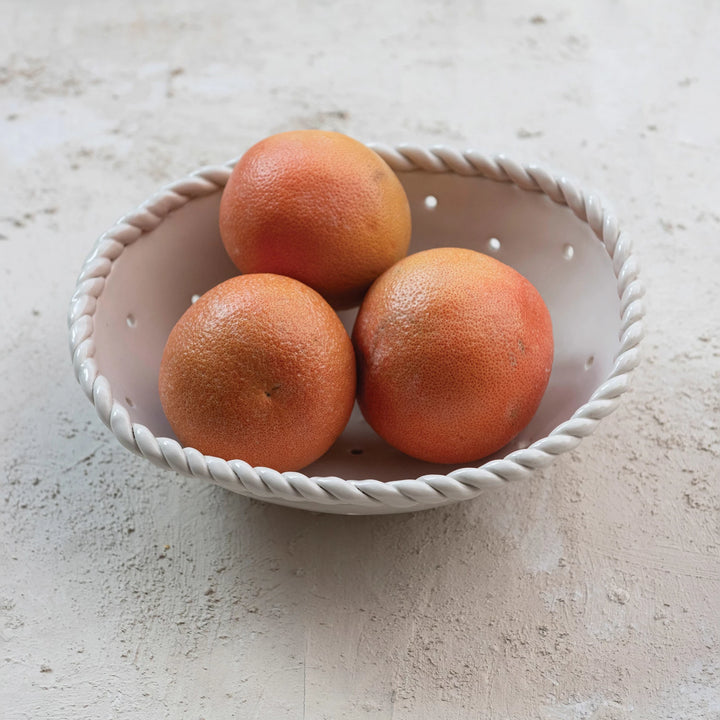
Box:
(68, 144), (644, 515)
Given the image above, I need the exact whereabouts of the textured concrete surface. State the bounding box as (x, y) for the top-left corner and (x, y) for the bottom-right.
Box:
(2, 1), (720, 718)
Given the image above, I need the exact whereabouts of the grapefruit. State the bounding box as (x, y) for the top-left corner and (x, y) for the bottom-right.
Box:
(352, 247), (554, 464)
(159, 273), (356, 471)
(219, 130), (411, 309)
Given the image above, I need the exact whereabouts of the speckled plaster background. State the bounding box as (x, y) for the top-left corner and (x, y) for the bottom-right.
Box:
(2, 2), (720, 718)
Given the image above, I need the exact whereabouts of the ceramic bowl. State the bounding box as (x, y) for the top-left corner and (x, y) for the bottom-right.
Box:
(68, 144), (644, 514)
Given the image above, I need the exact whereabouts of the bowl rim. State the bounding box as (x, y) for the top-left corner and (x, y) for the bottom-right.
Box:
(68, 143), (645, 513)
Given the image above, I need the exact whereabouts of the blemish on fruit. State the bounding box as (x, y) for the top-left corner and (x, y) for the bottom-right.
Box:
(264, 383), (282, 397)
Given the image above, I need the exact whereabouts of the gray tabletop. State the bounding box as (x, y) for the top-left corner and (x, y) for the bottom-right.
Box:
(2, 2), (719, 718)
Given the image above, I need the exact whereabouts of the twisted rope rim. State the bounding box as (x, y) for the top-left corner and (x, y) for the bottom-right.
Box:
(68, 145), (645, 511)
